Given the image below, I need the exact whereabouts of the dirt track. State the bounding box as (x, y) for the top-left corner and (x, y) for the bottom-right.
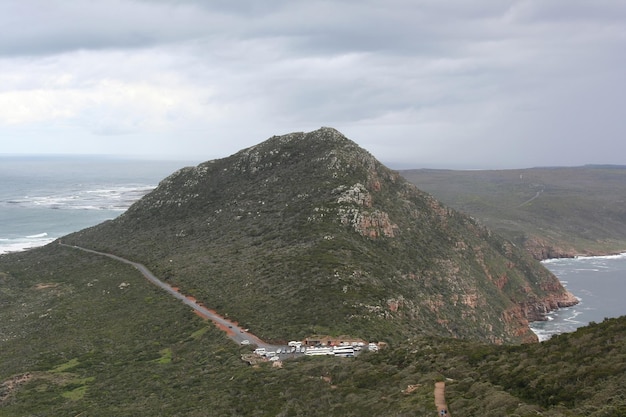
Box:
(434, 381), (450, 416)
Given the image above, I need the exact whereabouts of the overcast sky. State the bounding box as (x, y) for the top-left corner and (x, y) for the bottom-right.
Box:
(1, 0), (624, 168)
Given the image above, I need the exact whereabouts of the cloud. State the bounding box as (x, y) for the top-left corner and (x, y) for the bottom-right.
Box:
(0, 0), (625, 168)
(0, 50), (218, 132)
(0, 0), (215, 56)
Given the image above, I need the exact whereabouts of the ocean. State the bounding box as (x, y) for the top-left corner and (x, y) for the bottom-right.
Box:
(531, 254), (626, 341)
(0, 156), (195, 254)
(2, 156), (625, 341)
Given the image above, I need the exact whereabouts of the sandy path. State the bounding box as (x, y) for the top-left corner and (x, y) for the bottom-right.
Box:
(434, 381), (450, 416)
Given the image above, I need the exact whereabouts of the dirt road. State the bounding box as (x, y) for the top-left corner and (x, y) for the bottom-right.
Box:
(434, 381), (450, 416)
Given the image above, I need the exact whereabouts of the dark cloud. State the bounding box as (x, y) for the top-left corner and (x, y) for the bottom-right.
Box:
(1, 0), (625, 168)
(0, 0), (217, 56)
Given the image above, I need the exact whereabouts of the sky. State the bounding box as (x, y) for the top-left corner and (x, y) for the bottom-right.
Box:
(1, 0), (625, 169)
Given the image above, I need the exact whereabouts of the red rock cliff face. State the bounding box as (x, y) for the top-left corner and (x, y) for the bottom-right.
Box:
(501, 307), (537, 343)
(336, 182), (399, 238)
(501, 288), (579, 343)
(520, 290), (579, 322)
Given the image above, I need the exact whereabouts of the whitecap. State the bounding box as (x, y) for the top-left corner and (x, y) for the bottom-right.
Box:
(5, 184), (155, 212)
(541, 258), (562, 264)
(529, 326), (554, 342)
(0, 237), (55, 255)
(26, 232), (48, 238)
(574, 252), (626, 261)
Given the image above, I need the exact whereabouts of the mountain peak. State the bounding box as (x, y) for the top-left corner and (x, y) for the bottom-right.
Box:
(233, 127), (373, 170)
(66, 128), (575, 344)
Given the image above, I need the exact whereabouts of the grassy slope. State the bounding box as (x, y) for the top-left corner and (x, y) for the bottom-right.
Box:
(1, 244), (625, 416)
(401, 166), (626, 258)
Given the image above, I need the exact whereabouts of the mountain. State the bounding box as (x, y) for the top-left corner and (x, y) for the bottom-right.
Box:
(64, 127), (575, 344)
(400, 167), (626, 259)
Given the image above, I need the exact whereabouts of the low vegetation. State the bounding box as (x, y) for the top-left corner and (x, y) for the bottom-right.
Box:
(1, 245), (625, 416)
(401, 166), (626, 259)
(62, 128), (572, 344)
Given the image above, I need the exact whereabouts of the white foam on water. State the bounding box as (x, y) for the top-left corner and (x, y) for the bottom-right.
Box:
(4, 185), (154, 211)
(26, 232), (48, 238)
(575, 252), (626, 261)
(0, 234), (56, 254)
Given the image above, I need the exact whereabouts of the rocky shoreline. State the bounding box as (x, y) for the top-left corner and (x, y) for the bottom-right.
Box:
(523, 236), (626, 261)
(524, 291), (580, 323)
(522, 249), (626, 342)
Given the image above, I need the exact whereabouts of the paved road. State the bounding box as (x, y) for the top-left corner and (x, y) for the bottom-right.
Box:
(59, 242), (276, 350)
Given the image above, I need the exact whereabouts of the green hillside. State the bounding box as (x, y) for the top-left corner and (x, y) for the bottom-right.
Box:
(62, 128), (574, 344)
(1, 244), (624, 416)
(401, 166), (626, 259)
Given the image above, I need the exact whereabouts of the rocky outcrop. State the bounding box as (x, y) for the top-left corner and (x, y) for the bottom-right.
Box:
(498, 287), (579, 344)
(501, 307), (537, 344)
(338, 208), (398, 238)
(520, 292), (579, 323)
(523, 237), (579, 260)
(0, 373), (32, 404)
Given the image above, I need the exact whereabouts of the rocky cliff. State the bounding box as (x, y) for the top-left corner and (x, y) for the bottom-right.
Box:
(66, 127), (576, 344)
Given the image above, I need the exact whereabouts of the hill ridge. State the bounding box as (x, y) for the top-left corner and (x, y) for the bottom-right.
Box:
(65, 128), (576, 344)
(400, 166), (626, 259)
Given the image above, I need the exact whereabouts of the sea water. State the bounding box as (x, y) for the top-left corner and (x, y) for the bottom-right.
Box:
(0, 156), (195, 254)
(530, 254), (626, 341)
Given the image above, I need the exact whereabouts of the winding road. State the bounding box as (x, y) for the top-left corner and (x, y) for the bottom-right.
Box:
(59, 242), (274, 350)
(516, 187), (544, 208)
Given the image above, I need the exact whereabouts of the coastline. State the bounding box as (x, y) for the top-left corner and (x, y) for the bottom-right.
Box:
(530, 252), (626, 341)
(544, 250), (626, 261)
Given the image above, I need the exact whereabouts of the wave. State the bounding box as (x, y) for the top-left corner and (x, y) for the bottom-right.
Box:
(1, 185), (154, 211)
(574, 252), (626, 261)
(26, 232), (48, 238)
(564, 309), (583, 320)
(0, 235), (55, 255)
(542, 253), (626, 266)
(541, 258), (562, 264)
(529, 327), (554, 342)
